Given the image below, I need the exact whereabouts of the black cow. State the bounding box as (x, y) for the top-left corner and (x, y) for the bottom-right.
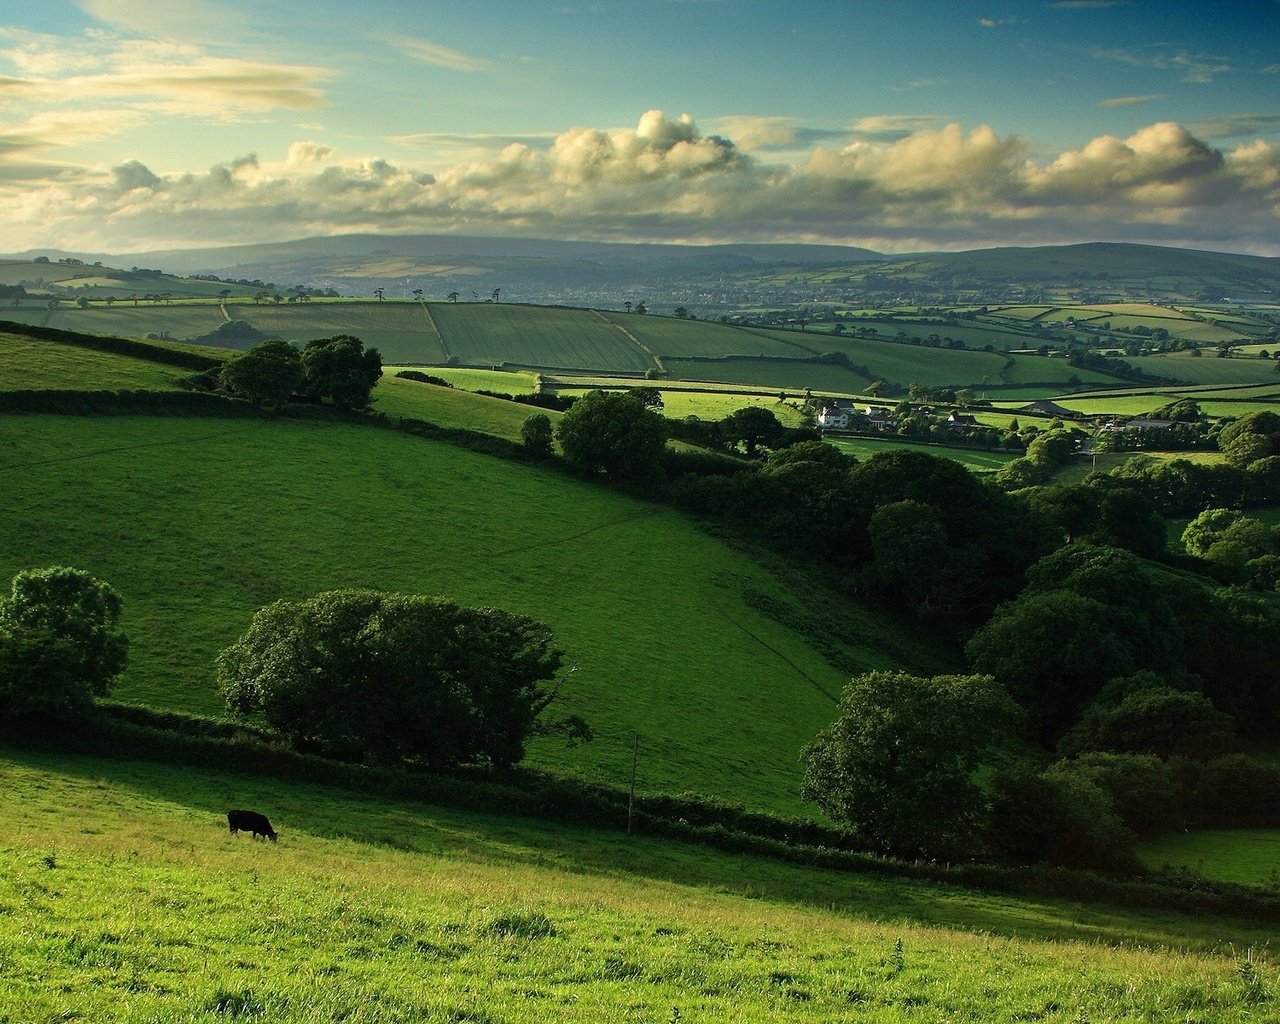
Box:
(227, 809), (277, 842)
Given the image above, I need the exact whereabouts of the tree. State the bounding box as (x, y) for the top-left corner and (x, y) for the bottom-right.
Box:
(300, 335), (382, 409)
(0, 567), (128, 719)
(447, 291), (460, 303)
(373, 288), (385, 302)
(412, 288), (424, 301)
(491, 288), (501, 303)
(218, 590), (566, 770)
(721, 406), (785, 457)
(555, 390), (667, 481)
(521, 413), (554, 460)
(673, 306), (689, 319)
(801, 671), (1019, 859)
(623, 300), (633, 313)
(221, 339), (304, 407)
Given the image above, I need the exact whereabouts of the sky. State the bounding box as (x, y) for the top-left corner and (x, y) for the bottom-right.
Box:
(1, 0), (1279, 256)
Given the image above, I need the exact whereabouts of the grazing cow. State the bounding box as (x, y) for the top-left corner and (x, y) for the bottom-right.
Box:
(227, 809), (277, 842)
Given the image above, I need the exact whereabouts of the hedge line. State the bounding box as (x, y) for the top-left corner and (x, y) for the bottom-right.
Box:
(0, 319), (225, 370)
(3, 709), (1278, 923)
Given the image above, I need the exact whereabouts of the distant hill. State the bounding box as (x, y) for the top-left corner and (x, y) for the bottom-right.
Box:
(792, 242), (1280, 303)
(8, 236), (1279, 308)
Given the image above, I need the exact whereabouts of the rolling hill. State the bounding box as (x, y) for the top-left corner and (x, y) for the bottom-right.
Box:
(0, 331), (951, 816)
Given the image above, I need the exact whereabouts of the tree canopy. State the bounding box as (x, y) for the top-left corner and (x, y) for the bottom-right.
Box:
(221, 338), (304, 407)
(300, 335), (383, 409)
(217, 590), (565, 770)
(801, 671), (1019, 859)
(555, 389), (667, 481)
(0, 566), (128, 718)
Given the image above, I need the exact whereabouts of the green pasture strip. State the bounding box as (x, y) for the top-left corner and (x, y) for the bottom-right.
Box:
(664, 356), (870, 392)
(1126, 355), (1280, 386)
(222, 300), (443, 362)
(371, 375), (553, 441)
(547, 374), (795, 395)
(599, 313), (816, 359)
(0, 333), (186, 391)
(1049, 450), (1225, 486)
(3, 749), (1277, 1023)
(1000, 354), (1121, 385)
(0, 414), (930, 814)
(825, 436), (1017, 471)
(1136, 830), (1280, 887)
(659, 391), (810, 426)
(0, 303), (226, 340)
(387, 366), (541, 394)
(429, 302), (654, 372)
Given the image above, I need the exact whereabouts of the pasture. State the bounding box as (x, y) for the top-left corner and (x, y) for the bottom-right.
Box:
(825, 436), (1018, 472)
(1136, 830), (1280, 887)
(2, 746), (1277, 1023)
(0, 413), (931, 813)
(429, 303), (655, 373)
(370, 375), (553, 440)
(0, 332), (187, 391)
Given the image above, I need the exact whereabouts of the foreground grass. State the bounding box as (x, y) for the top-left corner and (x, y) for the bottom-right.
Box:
(0, 413), (932, 813)
(2, 746), (1277, 1023)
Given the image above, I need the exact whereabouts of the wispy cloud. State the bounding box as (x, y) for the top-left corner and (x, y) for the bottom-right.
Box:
(384, 35), (496, 73)
(1188, 114), (1280, 141)
(1093, 46), (1235, 84)
(1099, 93), (1166, 108)
(849, 115), (949, 140)
(978, 17), (1019, 27)
(1048, 1), (1129, 9)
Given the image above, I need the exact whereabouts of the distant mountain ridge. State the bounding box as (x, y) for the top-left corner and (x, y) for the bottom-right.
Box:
(6, 236), (1278, 307)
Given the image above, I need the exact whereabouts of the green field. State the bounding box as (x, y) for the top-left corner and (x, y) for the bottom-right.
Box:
(370, 375), (554, 440)
(430, 303), (655, 372)
(1136, 830), (1280, 886)
(598, 313), (817, 359)
(0, 411), (938, 814)
(1129, 354), (1280, 386)
(225, 301), (445, 362)
(825, 436), (1018, 472)
(3, 747), (1278, 1023)
(664, 356), (870, 392)
(389, 366), (542, 394)
(0, 332), (188, 391)
(0, 302), (226, 341)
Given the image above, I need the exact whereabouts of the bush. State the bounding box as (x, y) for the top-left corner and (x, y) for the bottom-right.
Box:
(0, 567), (128, 719)
(520, 413), (554, 459)
(394, 370), (453, 387)
(1061, 684), (1238, 761)
(217, 590), (564, 770)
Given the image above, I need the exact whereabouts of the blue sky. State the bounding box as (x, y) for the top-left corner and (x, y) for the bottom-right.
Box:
(2, 0), (1279, 253)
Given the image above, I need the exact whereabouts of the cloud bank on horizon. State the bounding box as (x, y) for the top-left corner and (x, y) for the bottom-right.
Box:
(2, 1), (1278, 256)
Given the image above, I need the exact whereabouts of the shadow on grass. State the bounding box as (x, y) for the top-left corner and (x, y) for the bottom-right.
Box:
(1, 743), (1271, 957)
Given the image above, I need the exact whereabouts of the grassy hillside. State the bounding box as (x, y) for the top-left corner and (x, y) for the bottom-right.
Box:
(3, 747), (1277, 1023)
(370, 375), (552, 440)
(0, 331), (189, 391)
(0, 411), (941, 814)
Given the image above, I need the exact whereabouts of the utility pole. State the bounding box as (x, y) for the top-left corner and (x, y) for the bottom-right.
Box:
(627, 733), (639, 834)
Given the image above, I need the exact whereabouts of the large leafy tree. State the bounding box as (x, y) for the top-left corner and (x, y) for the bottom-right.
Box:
(801, 671), (1019, 859)
(0, 567), (128, 718)
(300, 335), (383, 409)
(555, 389), (667, 481)
(217, 590), (565, 769)
(220, 338), (303, 406)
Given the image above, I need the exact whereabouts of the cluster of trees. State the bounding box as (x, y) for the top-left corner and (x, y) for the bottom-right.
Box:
(218, 590), (580, 770)
(220, 336), (382, 410)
